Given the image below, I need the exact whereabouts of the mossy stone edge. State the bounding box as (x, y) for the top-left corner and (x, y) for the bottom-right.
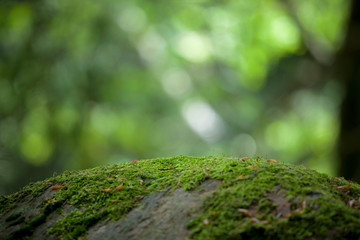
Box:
(1, 156), (360, 240)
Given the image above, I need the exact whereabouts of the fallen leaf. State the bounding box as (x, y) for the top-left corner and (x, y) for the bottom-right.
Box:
(261, 220), (269, 225)
(238, 208), (251, 216)
(203, 218), (209, 225)
(205, 167), (210, 171)
(335, 184), (351, 190)
(267, 159), (279, 163)
(113, 185), (123, 192)
(237, 175), (245, 179)
(246, 165), (258, 169)
(349, 199), (356, 207)
(101, 188), (112, 192)
(121, 178), (127, 181)
(250, 217), (259, 223)
(211, 211), (216, 215)
(241, 157), (250, 161)
(50, 185), (63, 190)
(134, 196), (141, 201)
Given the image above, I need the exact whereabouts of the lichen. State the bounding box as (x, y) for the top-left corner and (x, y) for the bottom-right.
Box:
(1, 156), (360, 240)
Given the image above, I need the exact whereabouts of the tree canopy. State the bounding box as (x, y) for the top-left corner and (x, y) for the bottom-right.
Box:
(0, 0), (351, 194)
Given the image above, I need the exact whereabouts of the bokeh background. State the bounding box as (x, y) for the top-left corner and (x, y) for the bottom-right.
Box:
(0, 0), (359, 195)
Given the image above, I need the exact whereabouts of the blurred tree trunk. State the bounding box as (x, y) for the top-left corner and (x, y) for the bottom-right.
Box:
(337, 0), (360, 182)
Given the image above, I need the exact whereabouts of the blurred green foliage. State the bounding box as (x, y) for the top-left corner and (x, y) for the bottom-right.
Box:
(0, 0), (350, 194)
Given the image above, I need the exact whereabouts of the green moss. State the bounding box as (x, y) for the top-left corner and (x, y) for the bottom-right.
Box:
(6, 214), (46, 240)
(0, 181), (48, 213)
(2, 156), (360, 239)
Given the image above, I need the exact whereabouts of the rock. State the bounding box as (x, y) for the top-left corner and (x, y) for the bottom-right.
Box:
(1, 156), (360, 240)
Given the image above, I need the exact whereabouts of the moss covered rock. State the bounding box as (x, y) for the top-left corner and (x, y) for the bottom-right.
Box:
(1, 156), (360, 240)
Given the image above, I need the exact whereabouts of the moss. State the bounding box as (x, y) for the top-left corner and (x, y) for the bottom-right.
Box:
(6, 214), (46, 240)
(0, 180), (49, 214)
(5, 213), (23, 222)
(1, 156), (360, 239)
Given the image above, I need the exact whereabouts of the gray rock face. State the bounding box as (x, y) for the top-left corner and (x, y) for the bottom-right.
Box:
(0, 180), (221, 240)
(87, 180), (221, 240)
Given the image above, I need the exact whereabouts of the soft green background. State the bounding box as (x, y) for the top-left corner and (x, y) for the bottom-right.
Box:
(0, 0), (351, 194)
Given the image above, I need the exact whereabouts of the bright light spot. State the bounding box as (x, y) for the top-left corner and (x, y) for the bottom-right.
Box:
(161, 68), (193, 99)
(231, 133), (257, 157)
(55, 106), (78, 133)
(237, 48), (268, 91)
(207, 8), (237, 59)
(176, 32), (212, 63)
(137, 29), (166, 66)
(182, 100), (225, 142)
(20, 132), (53, 166)
(212, 32), (236, 59)
(270, 16), (300, 50)
(291, 89), (338, 149)
(20, 107), (53, 166)
(207, 8), (237, 30)
(265, 118), (303, 153)
(117, 5), (147, 33)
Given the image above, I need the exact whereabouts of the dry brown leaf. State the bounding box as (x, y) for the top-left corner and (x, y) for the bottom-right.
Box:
(203, 218), (209, 225)
(101, 188), (112, 192)
(113, 185), (123, 192)
(335, 184), (351, 190)
(238, 208), (251, 216)
(246, 165), (258, 169)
